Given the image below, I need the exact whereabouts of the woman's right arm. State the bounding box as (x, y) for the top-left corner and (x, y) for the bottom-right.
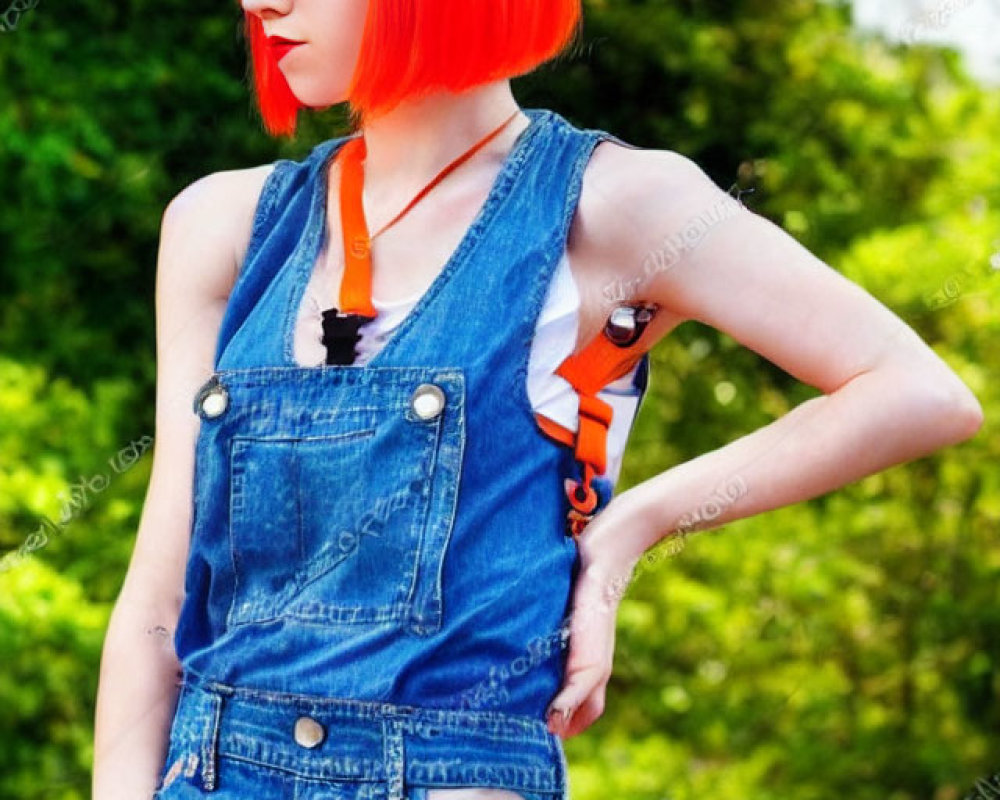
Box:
(91, 163), (274, 800)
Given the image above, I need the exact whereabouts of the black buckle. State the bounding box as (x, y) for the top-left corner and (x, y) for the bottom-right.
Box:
(320, 308), (377, 365)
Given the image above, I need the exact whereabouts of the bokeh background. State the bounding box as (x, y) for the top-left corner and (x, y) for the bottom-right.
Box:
(1, 1), (997, 798)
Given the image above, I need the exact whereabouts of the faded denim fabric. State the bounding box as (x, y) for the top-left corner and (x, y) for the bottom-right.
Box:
(156, 108), (651, 799)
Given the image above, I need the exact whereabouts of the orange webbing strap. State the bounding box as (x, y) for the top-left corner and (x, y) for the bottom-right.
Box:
(551, 319), (652, 537)
(335, 113), (518, 319)
(337, 136), (377, 318)
(556, 336), (648, 472)
(534, 413), (575, 447)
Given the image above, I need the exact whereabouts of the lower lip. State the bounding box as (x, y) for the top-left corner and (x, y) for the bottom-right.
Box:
(271, 42), (303, 62)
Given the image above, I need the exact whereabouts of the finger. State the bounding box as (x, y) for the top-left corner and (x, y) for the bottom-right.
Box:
(552, 685), (607, 740)
(554, 622), (612, 704)
(547, 604), (616, 715)
(567, 687), (607, 738)
(546, 661), (608, 733)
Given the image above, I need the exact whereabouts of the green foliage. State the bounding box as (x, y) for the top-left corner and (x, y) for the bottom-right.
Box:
(0, 560), (109, 800)
(1, 0), (997, 797)
(0, 356), (148, 799)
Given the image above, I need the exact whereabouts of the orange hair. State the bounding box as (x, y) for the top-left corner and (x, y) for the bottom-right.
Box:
(241, 0), (584, 138)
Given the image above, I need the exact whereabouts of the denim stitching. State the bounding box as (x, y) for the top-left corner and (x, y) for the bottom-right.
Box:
(244, 159), (293, 272)
(201, 689), (222, 790)
(384, 719), (407, 800)
(184, 671), (554, 739)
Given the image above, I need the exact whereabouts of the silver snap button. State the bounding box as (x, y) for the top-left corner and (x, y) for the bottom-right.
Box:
(605, 306), (638, 345)
(200, 386), (229, 418)
(293, 715), (325, 748)
(410, 383), (445, 420)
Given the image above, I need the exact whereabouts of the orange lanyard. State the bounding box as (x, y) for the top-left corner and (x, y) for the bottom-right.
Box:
(319, 110), (521, 367)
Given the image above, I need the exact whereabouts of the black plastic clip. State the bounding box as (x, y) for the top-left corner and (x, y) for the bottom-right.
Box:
(320, 307), (377, 365)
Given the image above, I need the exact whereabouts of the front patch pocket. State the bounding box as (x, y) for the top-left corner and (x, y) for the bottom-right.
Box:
(226, 389), (464, 635)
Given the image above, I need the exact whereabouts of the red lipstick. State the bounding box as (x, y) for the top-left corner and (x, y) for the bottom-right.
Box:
(267, 35), (304, 62)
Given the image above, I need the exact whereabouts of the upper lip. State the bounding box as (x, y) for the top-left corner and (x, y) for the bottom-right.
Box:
(267, 35), (304, 45)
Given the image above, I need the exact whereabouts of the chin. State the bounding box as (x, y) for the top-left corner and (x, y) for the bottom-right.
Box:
(281, 77), (350, 110)
(289, 88), (348, 110)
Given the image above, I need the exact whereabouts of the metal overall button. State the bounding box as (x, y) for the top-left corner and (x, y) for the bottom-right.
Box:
(193, 375), (229, 418)
(201, 387), (228, 418)
(410, 383), (445, 420)
(293, 715), (326, 748)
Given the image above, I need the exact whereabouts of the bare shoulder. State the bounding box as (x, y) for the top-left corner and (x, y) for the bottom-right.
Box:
(574, 138), (735, 297)
(568, 138), (724, 350)
(584, 137), (716, 206)
(160, 162), (278, 302)
(152, 162), (279, 398)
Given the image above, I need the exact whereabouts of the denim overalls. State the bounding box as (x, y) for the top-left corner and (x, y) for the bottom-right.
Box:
(154, 108), (649, 800)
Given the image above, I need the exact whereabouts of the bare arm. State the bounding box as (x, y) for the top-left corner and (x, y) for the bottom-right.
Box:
(91, 163), (273, 799)
(575, 144), (985, 585)
(545, 144), (985, 740)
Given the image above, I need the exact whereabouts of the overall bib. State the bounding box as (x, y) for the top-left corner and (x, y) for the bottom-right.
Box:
(155, 108), (647, 800)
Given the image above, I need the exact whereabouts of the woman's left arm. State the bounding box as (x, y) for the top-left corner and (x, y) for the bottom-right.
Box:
(546, 143), (985, 738)
(584, 143), (982, 577)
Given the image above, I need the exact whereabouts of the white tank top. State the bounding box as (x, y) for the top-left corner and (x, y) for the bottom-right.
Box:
(292, 250), (643, 488)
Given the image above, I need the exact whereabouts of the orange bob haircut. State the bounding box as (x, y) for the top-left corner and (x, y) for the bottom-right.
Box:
(241, 0), (584, 138)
